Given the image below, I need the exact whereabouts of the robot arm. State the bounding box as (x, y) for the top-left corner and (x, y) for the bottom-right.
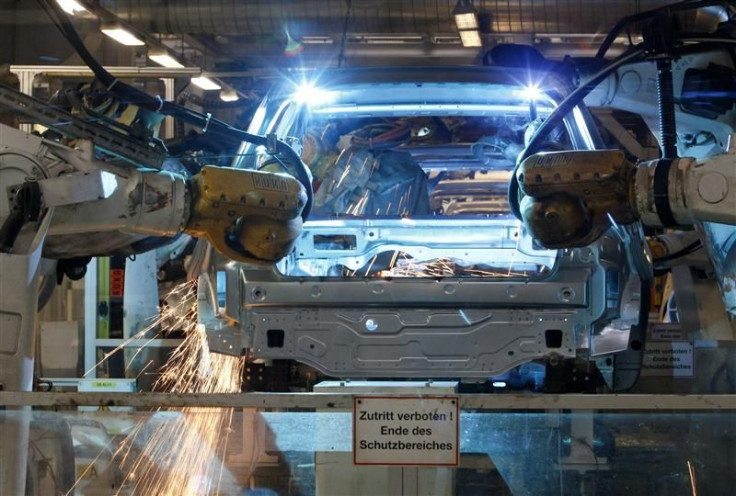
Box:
(516, 140), (736, 249)
(632, 149), (736, 228)
(0, 124), (307, 264)
(184, 165), (306, 263)
(0, 122), (307, 496)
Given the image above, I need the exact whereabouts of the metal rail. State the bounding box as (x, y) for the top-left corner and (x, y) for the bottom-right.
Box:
(9, 65), (200, 77)
(0, 392), (733, 410)
(0, 84), (166, 168)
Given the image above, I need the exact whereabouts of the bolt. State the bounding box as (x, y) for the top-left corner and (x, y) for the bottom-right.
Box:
(545, 210), (559, 221)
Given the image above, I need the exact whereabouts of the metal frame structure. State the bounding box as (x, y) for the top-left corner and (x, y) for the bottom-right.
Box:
(204, 67), (648, 388)
(0, 83), (167, 167)
(8, 65), (202, 138)
(0, 391), (733, 410)
(5, 65), (203, 378)
(227, 237), (632, 380)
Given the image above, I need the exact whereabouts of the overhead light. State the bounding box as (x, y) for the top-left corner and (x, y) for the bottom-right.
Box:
(453, 1), (481, 48)
(220, 90), (239, 102)
(453, 0), (478, 30)
(301, 36), (334, 45)
(190, 77), (221, 91)
(56, 0), (86, 15)
(101, 24), (145, 46)
(458, 29), (482, 47)
(148, 50), (185, 68)
(455, 12), (478, 30)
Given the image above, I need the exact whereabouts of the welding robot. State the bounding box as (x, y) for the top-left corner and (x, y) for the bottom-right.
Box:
(0, 41), (311, 492)
(1, 1), (736, 495)
(2, 100), (735, 496)
(0, 128), (310, 494)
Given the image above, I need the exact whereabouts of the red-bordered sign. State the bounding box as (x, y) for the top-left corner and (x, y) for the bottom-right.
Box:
(353, 395), (460, 466)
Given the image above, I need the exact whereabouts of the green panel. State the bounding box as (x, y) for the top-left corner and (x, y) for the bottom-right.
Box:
(96, 257), (110, 339)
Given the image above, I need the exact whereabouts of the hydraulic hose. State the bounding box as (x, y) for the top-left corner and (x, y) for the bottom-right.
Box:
(595, 0), (726, 59)
(508, 47), (646, 220)
(656, 58), (678, 158)
(37, 0), (313, 220)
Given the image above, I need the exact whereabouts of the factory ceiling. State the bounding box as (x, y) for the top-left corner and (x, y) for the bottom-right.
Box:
(103, 1), (729, 64)
(3, 0), (731, 71)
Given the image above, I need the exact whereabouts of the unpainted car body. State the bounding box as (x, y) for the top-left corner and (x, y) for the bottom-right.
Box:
(201, 67), (647, 390)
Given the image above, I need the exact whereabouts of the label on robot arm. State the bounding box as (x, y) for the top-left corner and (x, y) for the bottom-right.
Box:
(641, 341), (694, 377)
(353, 396), (459, 466)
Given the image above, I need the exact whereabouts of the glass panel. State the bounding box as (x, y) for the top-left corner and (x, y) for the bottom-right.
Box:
(4, 407), (733, 495)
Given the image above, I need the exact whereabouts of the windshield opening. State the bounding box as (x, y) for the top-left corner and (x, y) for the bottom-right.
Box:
(303, 114), (542, 218)
(243, 81), (576, 279)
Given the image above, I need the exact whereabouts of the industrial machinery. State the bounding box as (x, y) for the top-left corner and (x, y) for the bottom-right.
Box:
(517, 149), (736, 247)
(197, 66), (649, 393)
(197, 6), (735, 388)
(0, 3), (313, 489)
(203, 33), (735, 396)
(0, 98), (311, 496)
(0, 105), (309, 389)
(0, 0), (734, 494)
(3, 1), (734, 398)
(0, 0), (731, 372)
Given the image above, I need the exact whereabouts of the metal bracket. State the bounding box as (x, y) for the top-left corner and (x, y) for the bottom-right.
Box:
(0, 182), (41, 252)
(0, 84), (166, 168)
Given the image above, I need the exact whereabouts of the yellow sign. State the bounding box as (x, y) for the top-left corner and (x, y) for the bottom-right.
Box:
(91, 381), (117, 388)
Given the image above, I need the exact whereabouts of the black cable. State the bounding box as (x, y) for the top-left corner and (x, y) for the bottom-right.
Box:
(656, 58), (678, 158)
(508, 47), (646, 220)
(653, 239), (702, 263)
(178, 90), (255, 108)
(37, 0), (313, 220)
(337, 0), (353, 68)
(595, 0), (727, 59)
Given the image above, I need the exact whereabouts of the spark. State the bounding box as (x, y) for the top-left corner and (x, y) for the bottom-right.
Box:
(72, 281), (247, 495)
(82, 281), (194, 378)
(335, 162), (352, 189)
(135, 359), (155, 379)
(396, 191), (406, 214)
(389, 250), (400, 270)
(63, 433), (120, 496)
(364, 254), (379, 276)
(687, 460), (698, 496)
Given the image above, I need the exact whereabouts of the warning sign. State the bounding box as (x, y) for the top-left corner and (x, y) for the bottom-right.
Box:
(353, 396), (459, 466)
(110, 269), (125, 297)
(648, 323), (685, 341)
(641, 341), (694, 377)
